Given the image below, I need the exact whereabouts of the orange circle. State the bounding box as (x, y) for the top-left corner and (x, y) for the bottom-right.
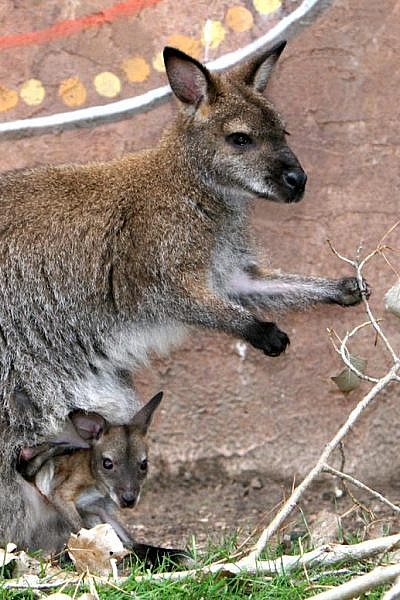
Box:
(121, 56), (151, 83)
(167, 34), (201, 59)
(226, 6), (254, 32)
(0, 86), (18, 112)
(58, 77), (87, 108)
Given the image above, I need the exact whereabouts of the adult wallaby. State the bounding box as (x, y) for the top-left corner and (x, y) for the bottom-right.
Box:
(22, 392), (188, 564)
(0, 42), (366, 547)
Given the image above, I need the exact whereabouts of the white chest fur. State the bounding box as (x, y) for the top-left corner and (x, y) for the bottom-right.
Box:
(71, 321), (187, 424)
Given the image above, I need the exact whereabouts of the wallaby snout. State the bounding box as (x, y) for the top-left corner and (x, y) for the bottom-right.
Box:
(281, 165), (307, 202)
(272, 146), (307, 203)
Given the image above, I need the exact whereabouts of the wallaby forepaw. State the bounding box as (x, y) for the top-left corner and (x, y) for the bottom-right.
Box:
(336, 276), (371, 306)
(244, 321), (289, 357)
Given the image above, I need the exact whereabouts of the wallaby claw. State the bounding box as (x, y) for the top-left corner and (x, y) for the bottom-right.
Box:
(336, 276), (371, 306)
(244, 321), (289, 357)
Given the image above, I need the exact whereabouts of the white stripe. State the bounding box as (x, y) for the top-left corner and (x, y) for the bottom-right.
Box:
(0, 0), (325, 137)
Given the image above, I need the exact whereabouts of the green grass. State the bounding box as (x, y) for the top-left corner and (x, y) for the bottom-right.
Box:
(0, 534), (392, 599)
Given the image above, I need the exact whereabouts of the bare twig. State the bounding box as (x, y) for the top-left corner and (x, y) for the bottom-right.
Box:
(309, 562), (400, 600)
(131, 532), (400, 583)
(323, 464), (400, 514)
(328, 323), (380, 383)
(383, 574), (400, 600)
(328, 238), (400, 363)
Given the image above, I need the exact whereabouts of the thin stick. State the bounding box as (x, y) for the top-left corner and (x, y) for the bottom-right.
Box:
(131, 532), (400, 583)
(328, 322), (381, 383)
(309, 562), (400, 600)
(323, 464), (400, 514)
(383, 574), (400, 600)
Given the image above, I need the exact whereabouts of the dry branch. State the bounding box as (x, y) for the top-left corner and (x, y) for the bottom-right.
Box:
(322, 464), (400, 514)
(131, 532), (400, 583)
(309, 562), (400, 600)
(383, 574), (400, 600)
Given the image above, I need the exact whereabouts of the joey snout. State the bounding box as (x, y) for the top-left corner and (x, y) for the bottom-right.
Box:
(119, 489), (139, 509)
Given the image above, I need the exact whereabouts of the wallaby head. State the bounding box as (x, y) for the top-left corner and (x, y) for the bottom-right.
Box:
(71, 392), (163, 509)
(163, 41), (306, 205)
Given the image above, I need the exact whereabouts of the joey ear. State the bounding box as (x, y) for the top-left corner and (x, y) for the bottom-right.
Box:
(47, 418), (91, 449)
(70, 411), (107, 441)
(232, 40), (286, 93)
(130, 391), (163, 435)
(163, 47), (215, 106)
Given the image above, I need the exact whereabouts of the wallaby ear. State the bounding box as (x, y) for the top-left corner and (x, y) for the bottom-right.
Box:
(163, 47), (215, 106)
(130, 391), (163, 435)
(231, 40), (286, 93)
(47, 418), (91, 449)
(70, 411), (107, 441)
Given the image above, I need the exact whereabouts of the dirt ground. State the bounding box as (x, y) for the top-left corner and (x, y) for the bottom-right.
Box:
(124, 470), (400, 554)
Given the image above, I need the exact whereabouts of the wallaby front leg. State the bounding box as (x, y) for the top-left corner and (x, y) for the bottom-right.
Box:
(91, 506), (192, 568)
(86, 505), (134, 544)
(51, 495), (83, 533)
(92, 506), (191, 566)
(177, 284), (289, 357)
(229, 268), (369, 312)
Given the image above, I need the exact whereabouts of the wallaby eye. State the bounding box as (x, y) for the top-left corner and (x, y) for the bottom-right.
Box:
(102, 458), (113, 470)
(226, 132), (253, 148)
(139, 458), (148, 472)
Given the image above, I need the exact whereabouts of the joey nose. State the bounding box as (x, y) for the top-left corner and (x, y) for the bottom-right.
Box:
(282, 168), (307, 199)
(120, 491), (137, 508)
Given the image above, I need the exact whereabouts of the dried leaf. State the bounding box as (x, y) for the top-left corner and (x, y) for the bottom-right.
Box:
(46, 594), (74, 600)
(12, 553), (41, 578)
(67, 524), (128, 577)
(0, 543), (18, 567)
(385, 281), (400, 318)
(331, 355), (367, 393)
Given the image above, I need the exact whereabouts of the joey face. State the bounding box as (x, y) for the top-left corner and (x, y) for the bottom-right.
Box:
(90, 392), (162, 510)
(164, 43), (306, 204)
(91, 426), (148, 509)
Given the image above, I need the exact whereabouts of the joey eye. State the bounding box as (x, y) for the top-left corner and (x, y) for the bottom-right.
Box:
(102, 458), (113, 470)
(139, 459), (148, 472)
(226, 132), (253, 148)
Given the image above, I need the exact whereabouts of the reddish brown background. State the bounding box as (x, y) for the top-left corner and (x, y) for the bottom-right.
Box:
(1, 0), (400, 546)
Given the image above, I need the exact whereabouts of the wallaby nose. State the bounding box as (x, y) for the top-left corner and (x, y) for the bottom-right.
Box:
(120, 491), (137, 508)
(282, 168), (307, 199)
